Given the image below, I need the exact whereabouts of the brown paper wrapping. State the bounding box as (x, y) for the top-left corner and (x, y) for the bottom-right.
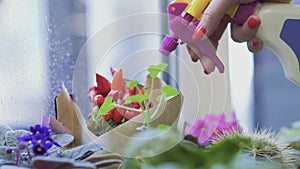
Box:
(89, 92), (183, 157)
(55, 84), (97, 147)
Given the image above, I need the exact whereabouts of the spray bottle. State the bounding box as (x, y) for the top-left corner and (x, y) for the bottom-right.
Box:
(160, 0), (300, 86)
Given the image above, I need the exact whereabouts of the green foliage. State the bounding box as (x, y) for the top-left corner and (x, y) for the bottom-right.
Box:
(123, 130), (297, 169)
(156, 124), (171, 130)
(98, 96), (116, 115)
(48, 134), (75, 153)
(277, 120), (300, 167)
(61, 144), (101, 160)
(126, 80), (139, 89)
(0, 124), (77, 168)
(105, 63), (178, 128)
(123, 130), (253, 169)
(280, 120), (300, 140)
(147, 63), (168, 78)
(90, 115), (116, 136)
(219, 130), (296, 169)
(125, 95), (149, 105)
(290, 140), (300, 150)
(161, 86), (178, 98)
(205, 133), (252, 167)
(143, 140), (206, 167)
(0, 123), (13, 146)
(96, 63), (177, 127)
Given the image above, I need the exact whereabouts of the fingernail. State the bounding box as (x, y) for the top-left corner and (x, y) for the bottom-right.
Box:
(192, 26), (206, 41)
(204, 70), (209, 75)
(191, 57), (198, 62)
(248, 17), (260, 29)
(250, 39), (259, 48)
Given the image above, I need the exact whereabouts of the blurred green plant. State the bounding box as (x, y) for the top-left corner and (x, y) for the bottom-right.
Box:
(121, 128), (296, 169)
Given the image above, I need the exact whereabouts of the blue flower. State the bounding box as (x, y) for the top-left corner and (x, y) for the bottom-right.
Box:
(33, 144), (48, 156)
(30, 124), (50, 136)
(17, 124), (60, 156)
(17, 134), (32, 142)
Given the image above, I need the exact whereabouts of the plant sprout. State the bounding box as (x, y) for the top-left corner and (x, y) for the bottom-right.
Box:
(98, 63), (178, 128)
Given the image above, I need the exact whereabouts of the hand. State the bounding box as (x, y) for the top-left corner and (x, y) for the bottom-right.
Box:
(187, 0), (291, 74)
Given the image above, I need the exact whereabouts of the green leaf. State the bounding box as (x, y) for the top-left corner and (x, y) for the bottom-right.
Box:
(148, 63), (168, 78)
(0, 146), (18, 166)
(4, 130), (31, 147)
(126, 80), (139, 89)
(157, 124), (171, 130)
(125, 95), (149, 104)
(99, 96), (116, 115)
(49, 134), (74, 153)
(62, 144), (101, 160)
(161, 86), (178, 97)
(0, 123), (13, 146)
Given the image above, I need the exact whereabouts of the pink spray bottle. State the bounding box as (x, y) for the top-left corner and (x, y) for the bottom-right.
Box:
(160, 0), (300, 86)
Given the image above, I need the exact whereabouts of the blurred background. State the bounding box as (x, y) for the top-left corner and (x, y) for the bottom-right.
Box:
(0, 0), (299, 131)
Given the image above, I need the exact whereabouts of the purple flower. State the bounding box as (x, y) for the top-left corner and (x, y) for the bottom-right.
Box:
(17, 134), (33, 142)
(185, 112), (242, 145)
(5, 148), (13, 154)
(33, 144), (48, 156)
(17, 124), (60, 156)
(18, 143), (26, 150)
(30, 134), (61, 156)
(30, 124), (50, 136)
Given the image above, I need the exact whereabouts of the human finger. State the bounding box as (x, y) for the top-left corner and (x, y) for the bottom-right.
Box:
(192, 0), (257, 41)
(231, 15), (261, 42)
(187, 45), (199, 62)
(186, 45), (216, 74)
(247, 37), (263, 53)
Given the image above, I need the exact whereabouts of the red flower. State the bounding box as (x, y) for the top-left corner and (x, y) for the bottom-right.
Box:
(112, 109), (124, 124)
(102, 109), (114, 121)
(95, 73), (111, 97)
(89, 68), (143, 125)
(87, 74), (111, 103)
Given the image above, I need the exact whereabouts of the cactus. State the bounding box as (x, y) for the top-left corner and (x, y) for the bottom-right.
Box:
(215, 129), (296, 169)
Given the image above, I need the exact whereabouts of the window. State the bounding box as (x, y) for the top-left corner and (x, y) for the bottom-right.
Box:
(0, 0), (87, 129)
(0, 0), (168, 129)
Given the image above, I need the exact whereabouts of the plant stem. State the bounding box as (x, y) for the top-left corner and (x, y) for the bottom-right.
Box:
(143, 77), (155, 128)
(16, 149), (19, 165)
(136, 85), (142, 94)
(27, 147), (32, 160)
(115, 104), (143, 113)
(144, 101), (151, 127)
